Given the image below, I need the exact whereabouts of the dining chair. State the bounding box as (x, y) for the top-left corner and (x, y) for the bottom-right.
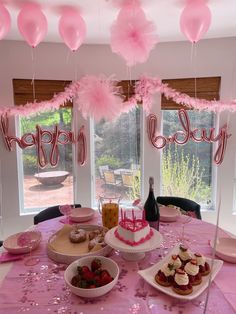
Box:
(156, 196), (202, 220)
(103, 170), (121, 188)
(121, 172), (134, 190)
(98, 165), (109, 180)
(33, 204), (81, 225)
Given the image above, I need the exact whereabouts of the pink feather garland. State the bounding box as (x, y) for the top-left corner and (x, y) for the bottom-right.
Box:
(76, 75), (124, 121)
(1, 75), (236, 118)
(110, 1), (158, 66)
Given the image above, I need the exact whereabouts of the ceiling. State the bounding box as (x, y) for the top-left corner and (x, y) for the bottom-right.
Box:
(2, 0), (236, 44)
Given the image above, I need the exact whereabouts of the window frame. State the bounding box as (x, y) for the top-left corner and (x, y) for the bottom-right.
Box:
(160, 77), (221, 211)
(13, 79), (75, 214)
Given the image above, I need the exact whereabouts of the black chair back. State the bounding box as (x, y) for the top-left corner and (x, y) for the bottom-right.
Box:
(33, 204), (81, 225)
(156, 196), (201, 220)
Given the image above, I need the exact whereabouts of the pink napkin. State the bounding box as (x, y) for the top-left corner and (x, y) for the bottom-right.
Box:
(59, 217), (74, 225)
(0, 252), (25, 263)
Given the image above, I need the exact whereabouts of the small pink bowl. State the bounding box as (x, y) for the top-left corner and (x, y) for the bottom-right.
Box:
(214, 237), (236, 263)
(3, 230), (42, 255)
(159, 206), (180, 222)
(69, 207), (95, 222)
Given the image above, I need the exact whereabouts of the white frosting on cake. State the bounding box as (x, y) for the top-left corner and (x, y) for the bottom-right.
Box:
(184, 262), (199, 276)
(194, 253), (206, 266)
(170, 255), (182, 269)
(161, 263), (175, 277)
(115, 220), (152, 245)
(174, 271), (189, 286)
(114, 209), (153, 246)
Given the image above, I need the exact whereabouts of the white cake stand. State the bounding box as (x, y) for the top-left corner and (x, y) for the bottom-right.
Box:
(105, 227), (163, 261)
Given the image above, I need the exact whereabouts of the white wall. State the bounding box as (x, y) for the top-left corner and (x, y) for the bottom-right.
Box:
(0, 37), (236, 238)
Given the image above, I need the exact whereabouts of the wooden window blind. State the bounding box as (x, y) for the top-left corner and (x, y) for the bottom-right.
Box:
(118, 80), (136, 101)
(13, 79), (72, 107)
(161, 77), (221, 110)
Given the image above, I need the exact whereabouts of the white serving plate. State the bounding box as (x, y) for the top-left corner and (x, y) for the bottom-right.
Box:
(210, 237), (236, 263)
(64, 256), (119, 298)
(3, 230), (41, 254)
(69, 207), (95, 222)
(159, 206), (180, 222)
(47, 224), (113, 264)
(138, 245), (223, 300)
(105, 227), (163, 261)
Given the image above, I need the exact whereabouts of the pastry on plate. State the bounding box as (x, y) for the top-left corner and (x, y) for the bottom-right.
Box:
(178, 244), (192, 266)
(169, 254), (182, 269)
(194, 253), (211, 276)
(155, 263), (175, 287)
(172, 269), (193, 295)
(184, 259), (202, 285)
(69, 228), (87, 243)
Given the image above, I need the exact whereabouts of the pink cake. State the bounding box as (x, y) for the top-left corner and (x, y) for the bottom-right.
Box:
(114, 209), (153, 246)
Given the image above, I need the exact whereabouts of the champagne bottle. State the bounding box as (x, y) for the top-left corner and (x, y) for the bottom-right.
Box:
(144, 177), (160, 230)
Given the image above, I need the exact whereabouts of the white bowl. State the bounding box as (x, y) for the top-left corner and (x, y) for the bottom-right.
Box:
(212, 237), (236, 263)
(3, 230), (41, 254)
(64, 256), (119, 298)
(159, 206), (180, 222)
(69, 207), (95, 222)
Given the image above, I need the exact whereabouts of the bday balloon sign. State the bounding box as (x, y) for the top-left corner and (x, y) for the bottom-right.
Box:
(147, 109), (231, 165)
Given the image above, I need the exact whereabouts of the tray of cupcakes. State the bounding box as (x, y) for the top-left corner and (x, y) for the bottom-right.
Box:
(47, 224), (113, 264)
(138, 244), (223, 300)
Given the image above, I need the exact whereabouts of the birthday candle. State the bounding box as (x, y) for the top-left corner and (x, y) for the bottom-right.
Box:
(142, 209), (146, 221)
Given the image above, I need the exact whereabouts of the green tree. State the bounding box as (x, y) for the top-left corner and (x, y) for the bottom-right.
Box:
(162, 146), (211, 205)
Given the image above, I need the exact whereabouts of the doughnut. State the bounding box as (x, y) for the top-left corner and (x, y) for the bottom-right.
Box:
(69, 228), (87, 243)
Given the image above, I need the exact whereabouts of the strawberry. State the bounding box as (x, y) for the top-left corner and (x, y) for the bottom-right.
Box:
(91, 258), (102, 272)
(81, 266), (90, 273)
(89, 284), (96, 289)
(100, 271), (113, 285)
(82, 270), (94, 281)
(94, 275), (102, 287)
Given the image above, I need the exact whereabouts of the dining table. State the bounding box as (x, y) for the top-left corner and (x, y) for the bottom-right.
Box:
(0, 212), (236, 314)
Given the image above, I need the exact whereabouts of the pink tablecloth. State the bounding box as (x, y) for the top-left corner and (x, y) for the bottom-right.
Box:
(0, 214), (236, 314)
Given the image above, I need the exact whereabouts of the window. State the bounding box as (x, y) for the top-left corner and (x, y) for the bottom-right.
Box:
(161, 77), (221, 209)
(13, 79), (74, 214)
(93, 81), (141, 207)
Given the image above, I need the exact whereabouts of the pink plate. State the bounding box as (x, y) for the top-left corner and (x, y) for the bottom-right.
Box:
(69, 207), (95, 222)
(3, 230), (41, 255)
(159, 206), (180, 222)
(213, 237), (236, 263)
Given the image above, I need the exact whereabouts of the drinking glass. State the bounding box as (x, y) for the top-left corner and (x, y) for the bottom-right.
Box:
(98, 193), (121, 229)
(179, 214), (191, 245)
(17, 231), (40, 266)
(59, 204), (73, 224)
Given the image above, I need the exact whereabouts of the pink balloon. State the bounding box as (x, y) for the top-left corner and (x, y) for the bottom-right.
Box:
(59, 8), (86, 52)
(17, 3), (48, 48)
(180, 0), (211, 43)
(0, 4), (11, 40)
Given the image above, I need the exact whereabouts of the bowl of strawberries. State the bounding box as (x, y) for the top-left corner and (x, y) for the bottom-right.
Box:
(64, 256), (119, 298)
